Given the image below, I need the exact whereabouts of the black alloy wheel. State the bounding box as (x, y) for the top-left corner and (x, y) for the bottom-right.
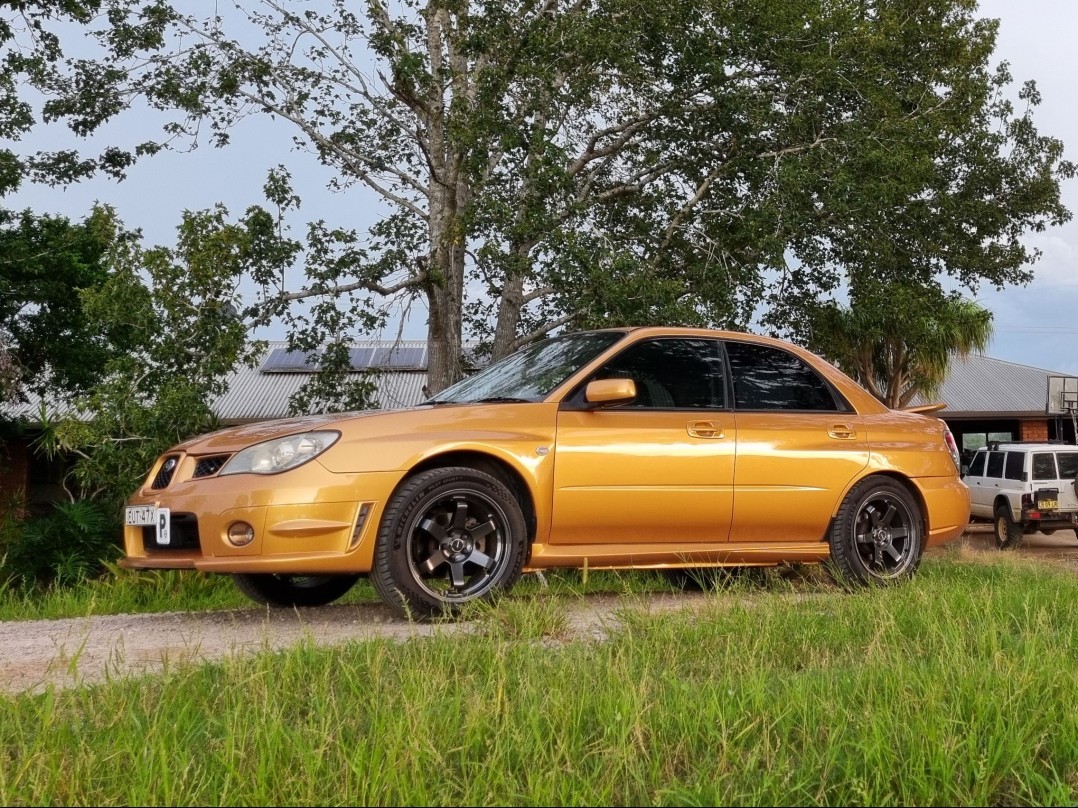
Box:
(372, 467), (527, 619)
(828, 477), (924, 585)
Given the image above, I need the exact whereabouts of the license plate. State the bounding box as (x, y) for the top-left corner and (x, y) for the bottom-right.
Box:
(1039, 499), (1059, 510)
(125, 506), (171, 545)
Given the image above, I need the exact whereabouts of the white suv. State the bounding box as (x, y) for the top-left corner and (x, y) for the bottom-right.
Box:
(965, 441), (1078, 548)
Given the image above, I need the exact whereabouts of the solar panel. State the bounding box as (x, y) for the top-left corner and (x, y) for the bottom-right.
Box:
(260, 343), (437, 373)
(260, 348), (322, 373)
(347, 347), (377, 369)
(372, 345), (427, 369)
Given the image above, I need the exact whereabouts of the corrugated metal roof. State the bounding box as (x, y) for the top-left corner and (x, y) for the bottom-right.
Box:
(915, 353), (1066, 416)
(214, 340), (431, 421)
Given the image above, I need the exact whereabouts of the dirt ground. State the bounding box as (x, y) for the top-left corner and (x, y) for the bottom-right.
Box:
(2, 526), (1076, 696)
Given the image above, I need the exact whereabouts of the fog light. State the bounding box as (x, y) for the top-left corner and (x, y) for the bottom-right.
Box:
(227, 521), (255, 547)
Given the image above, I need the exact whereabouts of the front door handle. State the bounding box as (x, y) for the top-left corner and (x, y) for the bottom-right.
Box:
(828, 424), (857, 440)
(687, 421), (725, 439)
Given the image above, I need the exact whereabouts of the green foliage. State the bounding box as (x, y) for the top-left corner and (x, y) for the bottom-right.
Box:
(0, 1), (164, 195)
(0, 205), (129, 401)
(5, 555), (1078, 804)
(6, 1), (1075, 398)
(809, 285), (994, 407)
(39, 204), (260, 506)
(0, 499), (120, 588)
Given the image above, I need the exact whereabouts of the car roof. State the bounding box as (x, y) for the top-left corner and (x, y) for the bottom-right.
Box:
(986, 442), (1078, 452)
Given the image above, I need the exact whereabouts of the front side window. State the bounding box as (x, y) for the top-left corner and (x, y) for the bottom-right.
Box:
(968, 451), (987, 477)
(725, 341), (840, 411)
(589, 338), (725, 409)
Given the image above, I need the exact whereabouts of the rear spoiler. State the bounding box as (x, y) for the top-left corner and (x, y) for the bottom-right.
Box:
(901, 403), (948, 415)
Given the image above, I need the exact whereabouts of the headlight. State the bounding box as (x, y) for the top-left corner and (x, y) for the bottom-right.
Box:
(218, 431), (341, 476)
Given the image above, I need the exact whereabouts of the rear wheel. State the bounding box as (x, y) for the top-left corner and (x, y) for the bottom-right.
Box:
(827, 477), (924, 586)
(232, 573), (360, 607)
(993, 504), (1024, 550)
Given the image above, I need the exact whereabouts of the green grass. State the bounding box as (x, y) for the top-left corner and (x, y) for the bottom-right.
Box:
(2, 550), (1078, 804)
(0, 564), (674, 622)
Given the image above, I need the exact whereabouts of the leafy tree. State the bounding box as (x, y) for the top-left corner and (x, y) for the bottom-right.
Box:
(12, 0), (1076, 395)
(0, 1), (159, 196)
(41, 205), (261, 505)
(0, 206), (132, 402)
(808, 285), (993, 408)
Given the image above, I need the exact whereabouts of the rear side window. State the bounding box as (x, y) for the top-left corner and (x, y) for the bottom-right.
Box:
(725, 342), (839, 411)
(986, 452), (1005, 478)
(1032, 454), (1058, 480)
(1004, 452), (1025, 481)
(1057, 453), (1078, 479)
(967, 451), (987, 477)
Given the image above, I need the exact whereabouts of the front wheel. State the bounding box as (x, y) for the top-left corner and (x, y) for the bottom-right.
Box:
(371, 466), (527, 620)
(827, 477), (924, 586)
(232, 573), (360, 607)
(993, 504), (1023, 550)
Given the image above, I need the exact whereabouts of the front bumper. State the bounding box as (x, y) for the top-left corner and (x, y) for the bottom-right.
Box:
(121, 460), (402, 574)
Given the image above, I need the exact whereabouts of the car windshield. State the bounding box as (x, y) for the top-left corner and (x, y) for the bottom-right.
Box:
(426, 331), (626, 404)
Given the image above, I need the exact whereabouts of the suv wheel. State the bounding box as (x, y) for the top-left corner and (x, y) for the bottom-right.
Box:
(993, 504), (1023, 550)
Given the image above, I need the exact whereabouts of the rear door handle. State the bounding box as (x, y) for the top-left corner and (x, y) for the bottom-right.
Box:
(828, 424), (857, 440)
(687, 421), (725, 439)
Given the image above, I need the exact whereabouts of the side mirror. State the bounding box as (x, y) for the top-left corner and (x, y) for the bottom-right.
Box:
(585, 378), (637, 408)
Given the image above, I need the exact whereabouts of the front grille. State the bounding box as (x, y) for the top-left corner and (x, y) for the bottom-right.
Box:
(193, 455), (230, 478)
(141, 512), (200, 551)
(151, 455), (181, 489)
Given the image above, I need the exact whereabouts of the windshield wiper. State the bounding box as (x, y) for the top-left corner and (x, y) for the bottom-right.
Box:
(473, 396), (532, 403)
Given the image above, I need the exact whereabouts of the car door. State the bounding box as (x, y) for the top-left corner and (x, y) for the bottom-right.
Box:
(1041, 450), (1078, 511)
(724, 340), (869, 543)
(974, 450), (1008, 514)
(550, 337), (734, 544)
(964, 449), (992, 518)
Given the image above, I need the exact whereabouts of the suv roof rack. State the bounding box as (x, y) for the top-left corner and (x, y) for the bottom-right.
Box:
(987, 439), (1067, 451)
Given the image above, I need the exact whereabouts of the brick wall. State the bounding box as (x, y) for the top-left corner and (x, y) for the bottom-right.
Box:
(1020, 419), (1050, 442)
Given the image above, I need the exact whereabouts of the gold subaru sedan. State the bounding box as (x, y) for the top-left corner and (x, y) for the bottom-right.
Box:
(121, 327), (970, 618)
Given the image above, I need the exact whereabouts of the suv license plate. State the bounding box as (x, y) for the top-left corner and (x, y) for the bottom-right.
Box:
(124, 506), (171, 545)
(1038, 499), (1059, 510)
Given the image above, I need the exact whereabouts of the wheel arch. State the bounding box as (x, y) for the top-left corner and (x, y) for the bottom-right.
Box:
(835, 471), (928, 534)
(399, 450), (538, 544)
(993, 494), (1016, 518)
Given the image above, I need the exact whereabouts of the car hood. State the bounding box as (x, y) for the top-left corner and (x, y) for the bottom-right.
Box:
(174, 410), (400, 453)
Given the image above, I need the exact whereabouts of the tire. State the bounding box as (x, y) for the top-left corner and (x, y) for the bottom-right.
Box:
(371, 466), (527, 620)
(1041, 529), (1057, 536)
(993, 503), (1024, 550)
(827, 476), (924, 586)
(232, 573), (360, 607)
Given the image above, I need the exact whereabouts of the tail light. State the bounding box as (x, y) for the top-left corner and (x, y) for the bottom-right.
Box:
(943, 426), (961, 472)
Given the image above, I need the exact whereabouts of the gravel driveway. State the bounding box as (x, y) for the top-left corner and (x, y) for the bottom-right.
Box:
(3, 527), (1075, 696)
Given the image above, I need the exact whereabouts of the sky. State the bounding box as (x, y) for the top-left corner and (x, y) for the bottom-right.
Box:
(8, 0), (1078, 385)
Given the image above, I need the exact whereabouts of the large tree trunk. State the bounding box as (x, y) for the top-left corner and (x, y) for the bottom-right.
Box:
(491, 274), (525, 362)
